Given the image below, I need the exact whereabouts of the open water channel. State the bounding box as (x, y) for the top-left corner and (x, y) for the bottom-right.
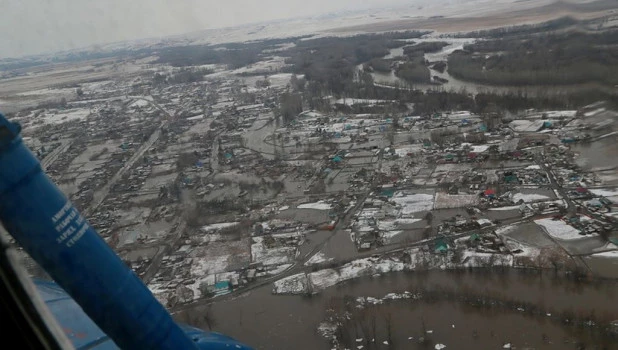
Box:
(178, 269), (618, 349)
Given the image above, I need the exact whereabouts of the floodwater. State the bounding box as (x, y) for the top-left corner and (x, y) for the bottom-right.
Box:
(243, 116), (278, 160)
(177, 269), (618, 350)
(584, 255), (618, 279)
(571, 135), (618, 171)
(559, 236), (612, 256)
(318, 229), (358, 261)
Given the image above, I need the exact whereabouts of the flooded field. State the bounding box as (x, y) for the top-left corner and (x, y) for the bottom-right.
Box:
(504, 222), (556, 248)
(584, 255), (618, 279)
(177, 269), (618, 350)
(571, 135), (618, 171)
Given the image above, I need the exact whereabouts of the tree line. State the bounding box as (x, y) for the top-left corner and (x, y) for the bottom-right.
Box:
(448, 30), (618, 86)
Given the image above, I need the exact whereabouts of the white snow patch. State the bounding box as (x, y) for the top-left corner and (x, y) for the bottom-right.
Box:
(129, 99), (150, 108)
(470, 145), (489, 153)
(584, 108), (605, 117)
(190, 255), (229, 276)
(17, 87), (75, 96)
(489, 205), (521, 211)
(201, 222), (239, 232)
(434, 192), (479, 209)
(298, 201), (332, 210)
(391, 192), (434, 214)
(377, 220), (397, 231)
(535, 218), (586, 240)
(266, 263), (292, 275)
(462, 251), (513, 267)
(591, 251), (618, 258)
(512, 193), (549, 203)
(187, 114), (205, 121)
(590, 188), (618, 197)
(305, 252), (333, 266)
(274, 257), (407, 294)
(334, 98), (392, 106)
(435, 344), (446, 350)
(39, 109), (90, 125)
(251, 236), (297, 266)
(394, 145), (422, 157)
(310, 258), (406, 291)
(272, 273), (309, 294)
(395, 218), (422, 225)
(380, 230), (402, 243)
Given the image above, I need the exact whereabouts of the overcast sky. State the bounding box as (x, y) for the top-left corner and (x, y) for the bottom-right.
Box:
(0, 0), (418, 58)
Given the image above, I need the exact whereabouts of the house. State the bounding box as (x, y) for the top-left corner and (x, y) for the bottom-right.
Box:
(586, 198), (604, 209)
(574, 187), (589, 195)
(504, 173), (519, 184)
(359, 242), (372, 251)
(483, 189), (496, 199)
(210, 281), (231, 297)
(434, 238), (448, 254)
(476, 218), (493, 228)
(469, 233), (482, 246)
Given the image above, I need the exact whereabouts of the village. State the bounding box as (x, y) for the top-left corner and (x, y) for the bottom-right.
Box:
(2, 1), (618, 348)
(4, 50), (616, 309)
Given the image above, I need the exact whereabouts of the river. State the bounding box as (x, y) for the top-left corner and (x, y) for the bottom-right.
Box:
(176, 269), (618, 349)
(365, 37), (618, 97)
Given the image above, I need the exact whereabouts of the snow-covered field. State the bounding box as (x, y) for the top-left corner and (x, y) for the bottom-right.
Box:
(534, 218), (587, 240)
(16, 87), (76, 96)
(379, 230), (403, 244)
(390, 192), (434, 215)
(297, 201), (332, 210)
(502, 239), (542, 260)
(38, 108), (90, 125)
(251, 236), (298, 266)
(334, 98), (392, 106)
(394, 145), (423, 157)
(201, 222), (239, 232)
(590, 188), (618, 197)
(305, 252), (333, 266)
(489, 205), (521, 211)
(509, 119), (545, 132)
(433, 193), (479, 209)
(129, 99), (150, 108)
(274, 257), (408, 294)
(395, 218), (422, 225)
(272, 273), (310, 294)
(274, 248), (515, 295)
(190, 255), (231, 276)
(512, 193), (549, 203)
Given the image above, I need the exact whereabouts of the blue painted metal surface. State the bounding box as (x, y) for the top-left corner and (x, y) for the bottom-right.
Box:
(35, 279), (251, 350)
(0, 113), (251, 350)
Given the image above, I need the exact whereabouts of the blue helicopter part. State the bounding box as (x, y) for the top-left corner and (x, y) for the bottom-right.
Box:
(35, 279), (249, 350)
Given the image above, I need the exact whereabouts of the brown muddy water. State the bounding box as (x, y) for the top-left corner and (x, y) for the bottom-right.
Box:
(571, 135), (618, 171)
(176, 269), (618, 350)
